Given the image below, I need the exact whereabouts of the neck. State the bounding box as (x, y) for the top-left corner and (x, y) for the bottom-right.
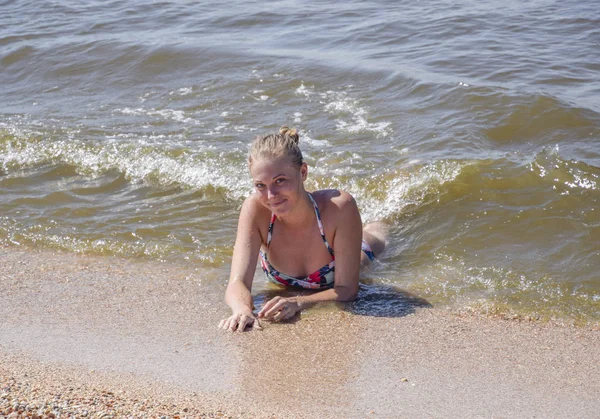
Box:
(276, 192), (314, 227)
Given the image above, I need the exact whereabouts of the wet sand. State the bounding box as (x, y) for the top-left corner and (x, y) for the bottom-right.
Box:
(1, 247), (599, 418)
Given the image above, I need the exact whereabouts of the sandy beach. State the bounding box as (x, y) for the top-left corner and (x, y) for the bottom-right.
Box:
(1, 247), (599, 418)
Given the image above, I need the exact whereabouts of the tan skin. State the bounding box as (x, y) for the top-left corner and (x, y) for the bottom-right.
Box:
(218, 155), (381, 332)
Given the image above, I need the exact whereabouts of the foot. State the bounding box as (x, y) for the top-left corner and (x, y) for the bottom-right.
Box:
(362, 221), (389, 263)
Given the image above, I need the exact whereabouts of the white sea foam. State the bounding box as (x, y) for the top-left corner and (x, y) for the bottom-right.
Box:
(295, 83), (312, 97)
(206, 122), (230, 135)
(174, 87), (193, 96)
(530, 146), (598, 191)
(0, 136), (250, 200)
(232, 125), (255, 133)
(335, 119), (391, 136)
(139, 92), (153, 103)
(115, 107), (201, 125)
(301, 132), (330, 147)
(306, 158), (464, 222)
(321, 90), (392, 138)
(357, 161), (464, 222)
(565, 173), (597, 190)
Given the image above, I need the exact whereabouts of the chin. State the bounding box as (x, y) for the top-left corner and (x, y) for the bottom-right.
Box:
(268, 199), (290, 214)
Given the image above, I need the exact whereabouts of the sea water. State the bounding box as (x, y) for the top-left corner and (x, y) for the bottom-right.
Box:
(1, 0), (598, 323)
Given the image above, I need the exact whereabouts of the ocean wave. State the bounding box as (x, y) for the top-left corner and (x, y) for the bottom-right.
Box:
(0, 131), (251, 199)
(295, 83), (393, 138)
(1, 45), (36, 67)
(408, 252), (600, 323)
(322, 90), (392, 137)
(114, 107), (202, 125)
(483, 94), (600, 145)
(306, 158), (466, 223)
(358, 160), (466, 222)
(0, 217), (231, 267)
(530, 146), (599, 193)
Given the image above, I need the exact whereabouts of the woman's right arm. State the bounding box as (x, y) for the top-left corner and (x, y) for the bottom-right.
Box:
(218, 196), (264, 332)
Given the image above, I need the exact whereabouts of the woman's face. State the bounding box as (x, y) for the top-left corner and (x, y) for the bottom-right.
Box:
(250, 156), (307, 216)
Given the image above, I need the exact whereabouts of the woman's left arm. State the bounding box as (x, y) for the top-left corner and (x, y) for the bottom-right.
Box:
(258, 192), (362, 321)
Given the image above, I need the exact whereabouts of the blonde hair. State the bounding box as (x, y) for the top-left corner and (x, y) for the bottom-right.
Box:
(248, 126), (303, 169)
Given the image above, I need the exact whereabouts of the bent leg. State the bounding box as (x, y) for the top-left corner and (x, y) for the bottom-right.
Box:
(361, 222), (389, 267)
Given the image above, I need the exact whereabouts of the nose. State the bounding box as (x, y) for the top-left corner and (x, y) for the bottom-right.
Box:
(267, 185), (278, 199)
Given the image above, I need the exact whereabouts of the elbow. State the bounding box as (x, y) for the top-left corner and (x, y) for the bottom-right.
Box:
(336, 285), (359, 302)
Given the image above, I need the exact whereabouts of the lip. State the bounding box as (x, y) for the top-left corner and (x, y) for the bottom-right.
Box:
(269, 199), (287, 208)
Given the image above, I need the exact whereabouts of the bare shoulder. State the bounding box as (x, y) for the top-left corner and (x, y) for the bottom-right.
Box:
(312, 190), (361, 249)
(312, 189), (359, 217)
(237, 193), (271, 246)
(241, 192), (264, 214)
(239, 193), (271, 226)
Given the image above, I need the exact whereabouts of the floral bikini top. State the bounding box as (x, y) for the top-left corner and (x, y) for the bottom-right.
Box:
(259, 193), (335, 289)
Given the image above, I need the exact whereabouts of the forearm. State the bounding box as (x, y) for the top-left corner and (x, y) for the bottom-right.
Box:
(294, 285), (358, 310)
(224, 277), (254, 313)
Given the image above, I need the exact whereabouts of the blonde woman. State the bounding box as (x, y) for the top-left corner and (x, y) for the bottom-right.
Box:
(219, 127), (387, 331)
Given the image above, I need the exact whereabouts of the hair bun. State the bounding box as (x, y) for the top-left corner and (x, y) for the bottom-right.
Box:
(279, 126), (299, 144)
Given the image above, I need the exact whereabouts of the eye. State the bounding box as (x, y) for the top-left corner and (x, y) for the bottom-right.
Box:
(255, 183), (265, 189)
(275, 178), (286, 185)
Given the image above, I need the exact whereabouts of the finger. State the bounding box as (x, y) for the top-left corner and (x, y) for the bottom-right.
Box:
(264, 300), (287, 319)
(237, 315), (249, 332)
(258, 296), (281, 317)
(228, 316), (239, 332)
(260, 296), (281, 311)
(273, 306), (291, 321)
(218, 319), (225, 328)
(220, 318), (231, 330)
(252, 318), (263, 330)
(226, 317), (238, 330)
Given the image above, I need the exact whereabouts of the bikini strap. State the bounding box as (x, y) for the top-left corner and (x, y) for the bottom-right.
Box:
(307, 193), (335, 257)
(266, 213), (276, 248)
(265, 194), (334, 258)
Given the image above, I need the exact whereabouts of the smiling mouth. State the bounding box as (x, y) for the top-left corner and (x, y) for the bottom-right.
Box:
(270, 199), (286, 207)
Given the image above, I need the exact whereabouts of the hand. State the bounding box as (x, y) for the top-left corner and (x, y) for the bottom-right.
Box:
(258, 296), (302, 321)
(218, 311), (262, 332)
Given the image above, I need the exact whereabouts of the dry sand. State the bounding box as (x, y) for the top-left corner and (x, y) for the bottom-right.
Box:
(1, 247), (599, 418)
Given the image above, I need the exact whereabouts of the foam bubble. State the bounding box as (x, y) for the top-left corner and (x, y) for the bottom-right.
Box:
(565, 173), (597, 190)
(530, 146), (599, 192)
(115, 107), (201, 125)
(169, 87), (193, 96)
(295, 83), (312, 97)
(407, 252), (599, 322)
(301, 132), (330, 147)
(0, 135), (250, 200)
(321, 90), (392, 137)
(0, 221), (230, 267)
(358, 161), (465, 222)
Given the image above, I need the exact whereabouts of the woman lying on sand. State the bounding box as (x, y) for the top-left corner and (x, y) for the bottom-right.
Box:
(218, 126), (387, 331)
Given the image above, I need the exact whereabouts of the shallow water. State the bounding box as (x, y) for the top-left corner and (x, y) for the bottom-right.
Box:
(1, 0), (599, 323)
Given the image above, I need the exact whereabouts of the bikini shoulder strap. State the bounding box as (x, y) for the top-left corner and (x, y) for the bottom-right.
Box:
(307, 193), (334, 257)
(266, 213), (276, 248)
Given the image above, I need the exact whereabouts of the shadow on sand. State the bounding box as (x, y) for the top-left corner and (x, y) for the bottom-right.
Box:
(252, 281), (431, 321)
(350, 282), (431, 317)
